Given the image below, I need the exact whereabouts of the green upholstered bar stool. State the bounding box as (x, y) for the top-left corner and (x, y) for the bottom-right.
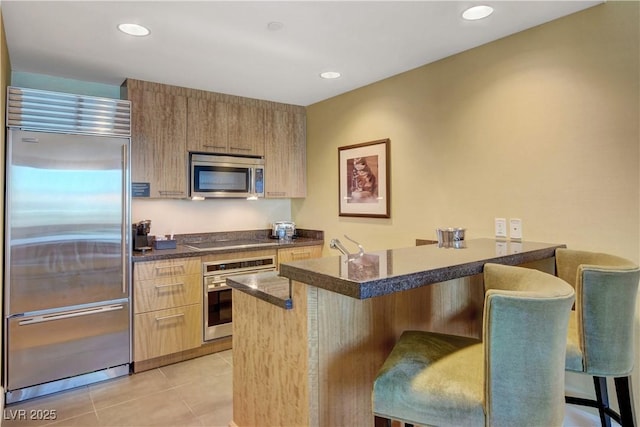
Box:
(556, 248), (640, 427)
(372, 263), (575, 427)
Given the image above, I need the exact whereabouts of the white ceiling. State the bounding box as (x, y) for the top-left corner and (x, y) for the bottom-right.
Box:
(2, 1), (602, 106)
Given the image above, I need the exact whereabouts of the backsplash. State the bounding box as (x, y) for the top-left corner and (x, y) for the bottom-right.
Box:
(132, 198), (292, 238)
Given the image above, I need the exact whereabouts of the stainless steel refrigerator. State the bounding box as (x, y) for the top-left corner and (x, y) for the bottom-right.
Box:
(4, 87), (132, 404)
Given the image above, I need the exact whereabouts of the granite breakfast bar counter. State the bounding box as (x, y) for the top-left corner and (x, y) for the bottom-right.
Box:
(228, 238), (565, 427)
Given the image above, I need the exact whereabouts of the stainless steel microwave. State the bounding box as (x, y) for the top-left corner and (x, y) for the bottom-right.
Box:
(190, 153), (264, 199)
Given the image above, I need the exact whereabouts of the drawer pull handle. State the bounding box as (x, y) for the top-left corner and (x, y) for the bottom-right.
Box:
(154, 265), (185, 273)
(154, 282), (185, 290)
(155, 313), (185, 322)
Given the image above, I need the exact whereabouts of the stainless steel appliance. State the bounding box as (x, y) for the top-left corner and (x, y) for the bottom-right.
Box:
(203, 255), (276, 341)
(271, 221), (296, 239)
(190, 153), (265, 199)
(4, 87), (132, 404)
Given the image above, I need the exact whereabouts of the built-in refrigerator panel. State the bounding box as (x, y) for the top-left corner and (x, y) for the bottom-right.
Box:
(4, 86), (132, 404)
(5, 129), (129, 315)
(6, 301), (130, 392)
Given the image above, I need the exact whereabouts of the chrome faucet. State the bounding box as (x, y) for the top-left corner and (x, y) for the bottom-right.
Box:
(329, 235), (365, 260)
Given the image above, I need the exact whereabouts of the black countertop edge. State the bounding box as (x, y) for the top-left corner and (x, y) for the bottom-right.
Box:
(132, 237), (324, 262)
(227, 271), (293, 310)
(279, 241), (566, 300)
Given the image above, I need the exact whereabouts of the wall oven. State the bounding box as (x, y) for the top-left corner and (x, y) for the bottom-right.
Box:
(203, 255), (277, 341)
(190, 153), (265, 199)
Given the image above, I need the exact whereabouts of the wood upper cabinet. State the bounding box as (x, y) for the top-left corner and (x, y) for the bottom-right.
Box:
(187, 99), (265, 157)
(127, 81), (188, 198)
(227, 103), (265, 156)
(264, 109), (306, 198)
(126, 79), (306, 199)
(187, 97), (228, 153)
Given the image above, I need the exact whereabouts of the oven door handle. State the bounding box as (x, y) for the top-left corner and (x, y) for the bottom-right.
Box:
(208, 283), (230, 292)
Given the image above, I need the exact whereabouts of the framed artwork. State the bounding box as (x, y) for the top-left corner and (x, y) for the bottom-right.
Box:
(338, 138), (390, 218)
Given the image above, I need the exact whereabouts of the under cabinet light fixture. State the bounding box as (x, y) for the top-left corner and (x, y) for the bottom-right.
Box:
(117, 23), (150, 37)
(462, 5), (494, 21)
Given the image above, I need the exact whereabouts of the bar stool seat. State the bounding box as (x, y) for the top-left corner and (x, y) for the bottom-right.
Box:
(556, 248), (640, 427)
(373, 263), (575, 427)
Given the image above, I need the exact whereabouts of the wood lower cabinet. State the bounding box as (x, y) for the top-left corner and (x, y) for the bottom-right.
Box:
(265, 109), (306, 198)
(125, 80), (188, 199)
(133, 257), (202, 363)
(134, 304), (202, 362)
(277, 245), (322, 268)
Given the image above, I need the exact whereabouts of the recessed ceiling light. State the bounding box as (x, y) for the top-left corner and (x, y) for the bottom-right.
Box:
(462, 5), (494, 21)
(117, 23), (150, 37)
(267, 21), (284, 31)
(320, 71), (341, 79)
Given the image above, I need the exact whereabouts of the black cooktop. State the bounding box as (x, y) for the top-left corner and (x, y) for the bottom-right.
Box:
(185, 239), (273, 251)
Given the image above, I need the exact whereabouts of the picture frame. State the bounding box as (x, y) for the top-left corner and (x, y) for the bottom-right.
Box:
(338, 138), (390, 218)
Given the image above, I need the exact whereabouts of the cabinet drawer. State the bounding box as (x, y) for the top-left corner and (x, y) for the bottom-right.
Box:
(134, 258), (200, 281)
(277, 246), (322, 268)
(134, 303), (202, 362)
(134, 274), (201, 314)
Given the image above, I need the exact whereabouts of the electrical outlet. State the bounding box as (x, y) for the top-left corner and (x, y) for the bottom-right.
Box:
(510, 218), (522, 240)
(495, 218), (507, 238)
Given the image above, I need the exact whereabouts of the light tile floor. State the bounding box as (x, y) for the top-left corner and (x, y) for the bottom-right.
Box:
(2, 351), (233, 427)
(0, 349), (619, 427)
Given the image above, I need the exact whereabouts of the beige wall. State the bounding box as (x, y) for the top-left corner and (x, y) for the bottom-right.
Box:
(296, 2), (639, 265)
(296, 1), (640, 416)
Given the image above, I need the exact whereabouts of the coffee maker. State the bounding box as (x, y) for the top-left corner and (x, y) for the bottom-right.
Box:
(133, 220), (152, 251)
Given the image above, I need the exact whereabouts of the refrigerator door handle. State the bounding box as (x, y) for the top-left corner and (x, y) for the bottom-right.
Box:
(18, 304), (125, 326)
(122, 143), (129, 295)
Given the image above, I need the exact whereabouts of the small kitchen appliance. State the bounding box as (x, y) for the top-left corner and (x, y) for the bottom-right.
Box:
(202, 255), (277, 341)
(133, 220), (152, 251)
(190, 153), (265, 199)
(271, 221), (296, 239)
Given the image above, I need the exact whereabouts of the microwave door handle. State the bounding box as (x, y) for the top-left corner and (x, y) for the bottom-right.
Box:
(249, 168), (254, 194)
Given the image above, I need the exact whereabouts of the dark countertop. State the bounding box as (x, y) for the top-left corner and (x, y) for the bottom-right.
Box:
(227, 272), (292, 309)
(278, 238), (565, 300)
(131, 229), (324, 262)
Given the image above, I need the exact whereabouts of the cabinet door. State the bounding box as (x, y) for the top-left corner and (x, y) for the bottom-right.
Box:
(134, 273), (201, 314)
(133, 303), (202, 361)
(265, 110), (307, 198)
(227, 103), (265, 156)
(130, 89), (187, 198)
(277, 245), (322, 269)
(133, 258), (201, 313)
(187, 98), (229, 153)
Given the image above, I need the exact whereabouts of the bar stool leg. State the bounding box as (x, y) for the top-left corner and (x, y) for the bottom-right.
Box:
(614, 376), (636, 427)
(374, 416), (391, 427)
(594, 376), (612, 427)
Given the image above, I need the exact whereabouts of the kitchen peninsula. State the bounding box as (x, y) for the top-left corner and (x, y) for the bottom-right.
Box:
(228, 238), (565, 427)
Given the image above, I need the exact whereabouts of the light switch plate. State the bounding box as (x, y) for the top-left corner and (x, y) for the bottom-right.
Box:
(495, 218), (507, 238)
(510, 218), (522, 240)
